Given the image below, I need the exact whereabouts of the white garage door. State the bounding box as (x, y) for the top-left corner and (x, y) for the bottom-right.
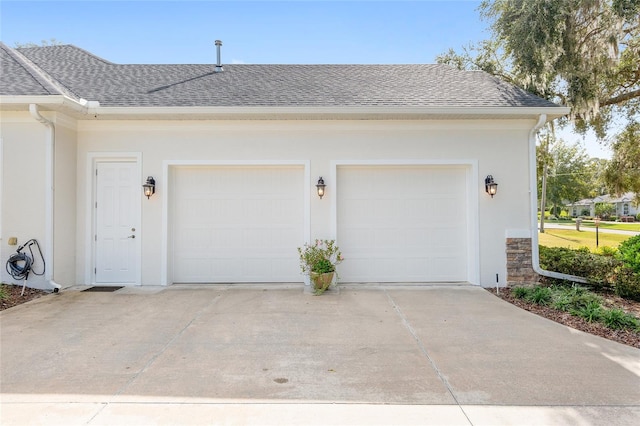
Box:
(337, 165), (469, 283)
(172, 165), (304, 283)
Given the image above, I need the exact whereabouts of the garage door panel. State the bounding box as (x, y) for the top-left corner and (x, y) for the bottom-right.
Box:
(339, 199), (368, 222)
(186, 228), (214, 249)
(406, 258), (431, 276)
(404, 199), (430, 219)
(374, 228), (400, 247)
(172, 166), (304, 283)
(337, 165), (469, 283)
(404, 228), (430, 248)
(430, 256), (466, 279)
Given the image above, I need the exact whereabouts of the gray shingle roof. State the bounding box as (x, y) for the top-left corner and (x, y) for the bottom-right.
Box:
(2, 43), (562, 109)
(0, 43), (57, 96)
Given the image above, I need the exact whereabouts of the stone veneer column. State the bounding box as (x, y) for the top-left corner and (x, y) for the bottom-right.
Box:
(506, 238), (539, 286)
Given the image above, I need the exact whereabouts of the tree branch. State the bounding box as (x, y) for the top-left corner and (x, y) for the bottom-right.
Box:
(600, 88), (640, 107)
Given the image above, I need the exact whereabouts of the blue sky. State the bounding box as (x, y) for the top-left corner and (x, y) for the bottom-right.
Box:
(1, 0), (611, 158)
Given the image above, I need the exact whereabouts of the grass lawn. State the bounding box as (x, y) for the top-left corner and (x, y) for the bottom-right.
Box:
(579, 221), (640, 232)
(538, 229), (632, 251)
(541, 219), (640, 231)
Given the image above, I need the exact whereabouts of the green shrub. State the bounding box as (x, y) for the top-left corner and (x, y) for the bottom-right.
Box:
(617, 235), (640, 274)
(312, 258), (335, 274)
(527, 286), (552, 305)
(0, 284), (7, 301)
(511, 284), (640, 332)
(612, 265), (640, 301)
(595, 203), (615, 220)
(601, 308), (640, 331)
(571, 300), (603, 323)
(539, 246), (586, 277)
(512, 286), (531, 299)
(539, 245), (640, 301)
(552, 291), (572, 311)
(539, 245), (617, 290)
(565, 284), (587, 297)
(548, 285), (594, 312)
(567, 288), (602, 310)
(596, 246), (618, 257)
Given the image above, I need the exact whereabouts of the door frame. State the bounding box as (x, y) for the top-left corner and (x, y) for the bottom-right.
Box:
(85, 152), (142, 285)
(330, 159), (480, 285)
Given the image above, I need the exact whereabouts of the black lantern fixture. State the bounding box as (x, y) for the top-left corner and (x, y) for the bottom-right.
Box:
(316, 177), (326, 199)
(485, 175), (498, 198)
(143, 176), (156, 199)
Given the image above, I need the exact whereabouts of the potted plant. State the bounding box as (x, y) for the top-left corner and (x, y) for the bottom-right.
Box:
(298, 239), (344, 295)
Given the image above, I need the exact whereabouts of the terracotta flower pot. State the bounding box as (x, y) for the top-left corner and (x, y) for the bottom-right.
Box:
(310, 271), (334, 291)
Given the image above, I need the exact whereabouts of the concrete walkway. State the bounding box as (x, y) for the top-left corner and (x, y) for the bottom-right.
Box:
(1, 284), (639, 425)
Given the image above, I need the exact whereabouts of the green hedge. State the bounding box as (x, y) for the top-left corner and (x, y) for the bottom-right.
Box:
(618, 235), (640, 274)
(539, 245), (640, 301)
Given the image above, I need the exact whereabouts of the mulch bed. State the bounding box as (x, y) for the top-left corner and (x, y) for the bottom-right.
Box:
(487, 288), (640, 349)
(0, 284), (48, 311)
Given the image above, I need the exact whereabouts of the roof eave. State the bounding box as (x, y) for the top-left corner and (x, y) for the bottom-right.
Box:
(0, 95), (89, 114)
(0, 99), (569, 120)
(87, 105), (570, 120)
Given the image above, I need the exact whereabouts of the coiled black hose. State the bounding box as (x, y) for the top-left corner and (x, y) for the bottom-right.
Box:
(6, 239), (45, 280)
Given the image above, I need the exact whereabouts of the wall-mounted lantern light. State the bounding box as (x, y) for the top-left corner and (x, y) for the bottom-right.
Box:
(485, 175), (498, 198)
(316, 177), (326, 199)
(143, 176), (156, 199)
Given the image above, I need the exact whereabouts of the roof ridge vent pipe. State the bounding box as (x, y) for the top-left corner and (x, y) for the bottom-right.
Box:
(215, 40), (223, 73)
(529, 114), (587, 284)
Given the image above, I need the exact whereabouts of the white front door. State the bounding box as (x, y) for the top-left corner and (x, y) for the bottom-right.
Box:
(94, 161), (140, 284)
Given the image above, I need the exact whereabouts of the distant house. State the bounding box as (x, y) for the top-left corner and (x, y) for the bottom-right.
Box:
(567, 193), (638, 218)
(0, 42), (569, 290)
(567, 198), (594, 217)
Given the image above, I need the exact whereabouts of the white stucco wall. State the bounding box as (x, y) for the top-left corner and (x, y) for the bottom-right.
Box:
(0, 112), (48, 288)
(0, 111), (78, 290)
(75, 118), (535, 287)
(52, 115), (78, 286)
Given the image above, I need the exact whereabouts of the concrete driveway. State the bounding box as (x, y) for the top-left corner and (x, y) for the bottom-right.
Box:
(1, 284), (639, 425)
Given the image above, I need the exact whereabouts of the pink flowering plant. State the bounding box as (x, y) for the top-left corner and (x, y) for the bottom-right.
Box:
(298, 239), (344, 275)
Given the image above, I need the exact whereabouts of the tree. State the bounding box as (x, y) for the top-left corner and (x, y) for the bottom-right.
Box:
(479, 0), (640, 138)
(584, 157), (610, 198)
(604, 122), (640, 204)
(438, 1), (639, 137)
(437, 0), (640, 223)
(595, 202), (616, 219)
(537, 137), (592, 217)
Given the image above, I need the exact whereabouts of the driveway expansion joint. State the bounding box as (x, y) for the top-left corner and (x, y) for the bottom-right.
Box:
(120, 293), (223, 393)
(384, 289), (471, 424)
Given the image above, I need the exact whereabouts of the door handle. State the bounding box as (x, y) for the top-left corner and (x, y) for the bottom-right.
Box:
(128, 235), (136, 239)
